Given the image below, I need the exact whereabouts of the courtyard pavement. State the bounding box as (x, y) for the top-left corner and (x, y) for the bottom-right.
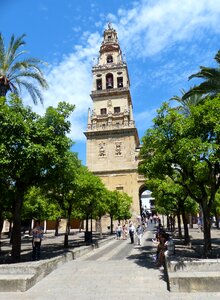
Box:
(0, 224), (220, 299)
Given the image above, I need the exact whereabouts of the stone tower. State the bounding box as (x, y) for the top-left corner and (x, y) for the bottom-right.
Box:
(84, 24), (143, 221)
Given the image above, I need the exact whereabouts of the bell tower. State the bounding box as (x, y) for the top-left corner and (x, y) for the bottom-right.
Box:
(84, 24), (143, 219)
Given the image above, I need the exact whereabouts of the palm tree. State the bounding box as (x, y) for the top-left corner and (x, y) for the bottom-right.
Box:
(182, 50), (220, 100)
(0, 33), (48, 104)
(170, 88), (203, 116)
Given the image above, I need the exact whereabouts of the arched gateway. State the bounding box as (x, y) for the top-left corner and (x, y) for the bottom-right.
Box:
(84, 25), (145, 227)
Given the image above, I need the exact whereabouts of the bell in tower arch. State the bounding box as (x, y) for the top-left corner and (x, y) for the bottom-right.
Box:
(106, 73), (113, 89)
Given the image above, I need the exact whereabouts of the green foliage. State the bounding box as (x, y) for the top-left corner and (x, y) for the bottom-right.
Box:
(139, 95), (220, 255)
(45, 150), (82, 217)
(170, 88), (204, 116)
(182, 50), (220, 100)
(105, 190), (132, 221)
(0, 95), (74, 187)
(22, 186), (61, 221)
(0, 95), (75, 259)
(73, 166), (107, 219)
(147, 177), (198, 216)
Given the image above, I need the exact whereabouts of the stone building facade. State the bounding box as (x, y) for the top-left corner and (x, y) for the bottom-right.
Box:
(84, 24), (145, 224)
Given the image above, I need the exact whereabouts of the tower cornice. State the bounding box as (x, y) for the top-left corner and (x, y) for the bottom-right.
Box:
(92, 62), (127, 72)
(90, 86), (132, 103)
(84, 126), (139, 147)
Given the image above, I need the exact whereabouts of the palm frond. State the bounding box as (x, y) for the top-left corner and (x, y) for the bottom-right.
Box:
(0, 33), (5, 65)
(9, 81), (19, 95)
(185, 50), (220, 101)
(6, 34), (26, 67)
(182, 82), (219, 100)
(8, 50), (27, 66)
(10, 58), (46, 76)
(189, 67), (220, 81)
(214, 50), (220, 65)
(17, 80), (40, 105)
(0, 33), (48, 103)
(8, 61), (43, 78)
(10, 71), (48, 89)
(170, 87), (204, 116)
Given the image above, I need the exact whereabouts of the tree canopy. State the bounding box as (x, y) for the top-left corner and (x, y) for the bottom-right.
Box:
(139, 96), (220, 256)
(0, 95), (74, 260)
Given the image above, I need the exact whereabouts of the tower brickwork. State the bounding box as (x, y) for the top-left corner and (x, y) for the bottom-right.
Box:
(84, 25), (144, 221)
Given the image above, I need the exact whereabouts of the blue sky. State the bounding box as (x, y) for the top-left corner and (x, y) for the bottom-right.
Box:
(1, 0), (220, 165)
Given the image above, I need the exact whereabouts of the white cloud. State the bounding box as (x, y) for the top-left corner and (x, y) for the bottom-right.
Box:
(24, 32), (102, 142)
(23, 0), (220, 145)
(115, 0), (220, 58)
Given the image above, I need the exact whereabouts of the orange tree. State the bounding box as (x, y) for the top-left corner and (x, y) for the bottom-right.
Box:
(0, 95), (74, 261)
(139, 97), (220, 257)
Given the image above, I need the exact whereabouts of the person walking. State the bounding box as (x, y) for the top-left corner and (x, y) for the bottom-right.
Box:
(122, 222), (128, 240)
(197, 217), (202, 232)
(115, 222), (122, 240)
(136, 224), (144, 245)
(32, 220), (44, 260)
(128, 221), (135, 244)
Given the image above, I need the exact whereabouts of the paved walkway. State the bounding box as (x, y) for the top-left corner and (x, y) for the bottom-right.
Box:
(0, 224), (220, 299)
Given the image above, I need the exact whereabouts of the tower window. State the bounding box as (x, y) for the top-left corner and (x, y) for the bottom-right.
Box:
(107, 55), (113, 63)
(114, 107), (120, 114)
(96, 79), (102, 90)
(106, 73), (113, 89)
(116, 186), (124, 191)
(100, 108), (107, 115)
(117, 77), (123, 88)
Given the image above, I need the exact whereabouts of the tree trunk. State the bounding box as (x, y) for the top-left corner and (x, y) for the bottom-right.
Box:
(86, 215), (89, 232)
(0, 84), (9, 97)
(64, 208), (71, 248)
(0, 216), (3, 234)
(182, 212), (190, 244)
(55, 217), (60, 236)
(11, 186), (24, 262)
(0, 215), (3, 253)
(110, 215), (113, 234)
(201, 200), (212, 257)
(177, 212), (182, 238)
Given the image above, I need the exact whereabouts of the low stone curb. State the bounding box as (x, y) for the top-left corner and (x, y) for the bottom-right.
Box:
(0, 235), (115, 292)
(166, 258), (220, 292)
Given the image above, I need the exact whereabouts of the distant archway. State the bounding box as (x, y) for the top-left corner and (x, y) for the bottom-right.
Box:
(139, 185), (155, 218)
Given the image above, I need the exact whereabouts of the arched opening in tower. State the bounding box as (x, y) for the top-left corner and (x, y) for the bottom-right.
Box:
(106, 73), (113, 89)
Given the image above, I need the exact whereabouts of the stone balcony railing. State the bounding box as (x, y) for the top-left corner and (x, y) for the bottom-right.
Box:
(87, 121), (135, 131)
(91, 86), (129, 96)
